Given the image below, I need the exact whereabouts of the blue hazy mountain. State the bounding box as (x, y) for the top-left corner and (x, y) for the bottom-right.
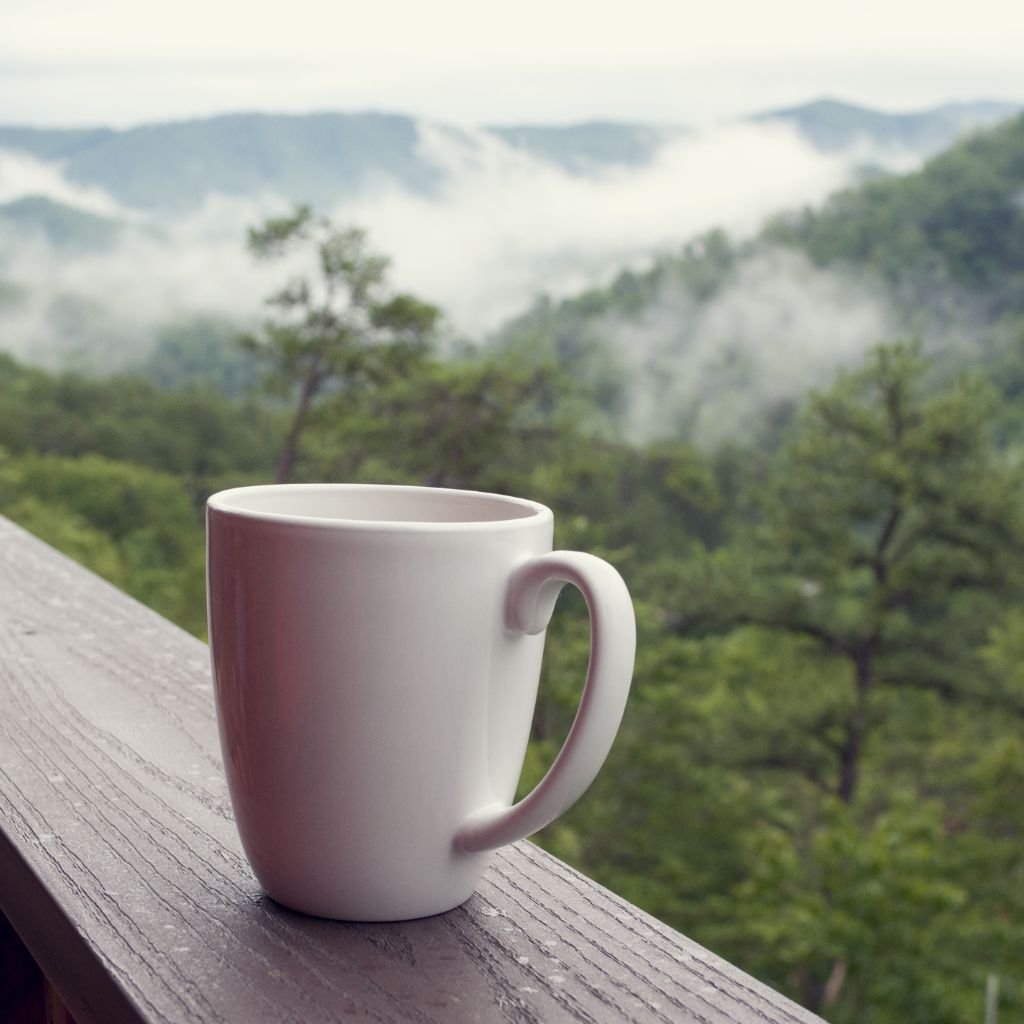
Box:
(487, 121), (686, 173)
(755, 97), (1020, 155)
(0, 113), (441, 214)
(1, 99), (1018, 218)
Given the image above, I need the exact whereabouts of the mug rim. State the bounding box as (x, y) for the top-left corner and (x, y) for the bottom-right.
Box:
(206, 483), (553, 531)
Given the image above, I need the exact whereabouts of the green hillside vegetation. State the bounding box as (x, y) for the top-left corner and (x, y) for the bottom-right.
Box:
(764, 113), (1024, 298)
(0, 353), (279, 633)
(0, 352), (277, 485)
(495, 113), (1024, 448)
(137, 315), (262, 395)
(3, 116), (1024, 1022)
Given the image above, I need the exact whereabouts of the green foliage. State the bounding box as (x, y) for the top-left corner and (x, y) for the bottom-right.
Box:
(0, 352), (278, 495)
(710, 796), (983, 1022)
(136, 316), (261, 395)
(0, 352), (278, 636)
(765, 114), (1024, 298)
(629, 341), (1024, 1018)
(303, 354), (557, 492)
(756, 343), (1024, 721)
(0, 453), (206, 634)
(243, 204), (440, 482)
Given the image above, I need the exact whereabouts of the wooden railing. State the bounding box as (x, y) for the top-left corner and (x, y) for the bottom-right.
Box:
(0, 515), (825, 1024)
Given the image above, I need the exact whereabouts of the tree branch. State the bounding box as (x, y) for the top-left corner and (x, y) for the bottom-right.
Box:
(732, 613), (850, 654)
(877, 670), (1024, 716)
(872, 500), (904, 585)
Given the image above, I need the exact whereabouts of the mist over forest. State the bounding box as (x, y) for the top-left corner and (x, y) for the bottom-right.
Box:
(0, 98), (1017, 447)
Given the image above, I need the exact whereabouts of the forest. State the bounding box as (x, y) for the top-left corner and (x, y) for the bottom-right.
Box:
(2, 114), (1024, 1023)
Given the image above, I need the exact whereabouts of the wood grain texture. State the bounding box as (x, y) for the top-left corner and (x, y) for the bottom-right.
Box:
(0, 515), (825, 1024)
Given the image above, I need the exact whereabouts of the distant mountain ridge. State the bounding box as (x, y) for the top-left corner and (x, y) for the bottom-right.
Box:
(0, 98), (1019, 216)
(754, 97), (1020, 154)
(487, 121), (686, 174)
(2, 98), (1023, 380)
(0, 113), (441, 213)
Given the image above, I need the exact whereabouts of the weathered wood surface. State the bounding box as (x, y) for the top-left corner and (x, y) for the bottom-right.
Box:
(0, 515), (824, 1024)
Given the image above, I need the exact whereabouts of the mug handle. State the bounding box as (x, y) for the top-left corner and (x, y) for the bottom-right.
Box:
(454, 551), (636, 854)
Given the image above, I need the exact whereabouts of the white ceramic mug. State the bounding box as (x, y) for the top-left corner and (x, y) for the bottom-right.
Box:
(206, 483), (635, 921)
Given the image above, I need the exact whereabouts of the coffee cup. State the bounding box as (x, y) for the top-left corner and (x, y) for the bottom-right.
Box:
(206, 483), (635, 920)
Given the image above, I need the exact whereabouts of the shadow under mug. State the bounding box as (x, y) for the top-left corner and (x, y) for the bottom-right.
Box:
(206, 483), (636, 921)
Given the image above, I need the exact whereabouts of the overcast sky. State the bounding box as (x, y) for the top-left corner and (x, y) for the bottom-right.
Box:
(4, 0), (1024, 127)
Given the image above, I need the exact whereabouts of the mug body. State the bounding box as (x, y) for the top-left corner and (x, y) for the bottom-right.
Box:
(207, 484), (553, 920)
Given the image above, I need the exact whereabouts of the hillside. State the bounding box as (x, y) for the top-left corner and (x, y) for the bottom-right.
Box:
(492, 113), (1024, 448)
(765, 112), (1024, 298)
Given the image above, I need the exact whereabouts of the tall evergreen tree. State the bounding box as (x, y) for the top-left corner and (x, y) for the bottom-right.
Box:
(674, 341), (1024, 803)
(242, 205), (440, 482)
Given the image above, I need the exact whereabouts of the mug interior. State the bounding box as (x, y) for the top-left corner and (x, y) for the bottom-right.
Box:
(208, 484), (545, 526)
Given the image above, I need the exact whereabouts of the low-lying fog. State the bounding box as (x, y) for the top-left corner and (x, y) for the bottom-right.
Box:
(0, 116), (930, 442)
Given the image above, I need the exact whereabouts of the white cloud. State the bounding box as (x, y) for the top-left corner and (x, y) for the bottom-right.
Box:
(336, 120), (854, 335)
(0, 150), (123, 214)
(0, 192), (290, 368)
(0, 118), (915, 381)
(605, 248), (898, 446)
